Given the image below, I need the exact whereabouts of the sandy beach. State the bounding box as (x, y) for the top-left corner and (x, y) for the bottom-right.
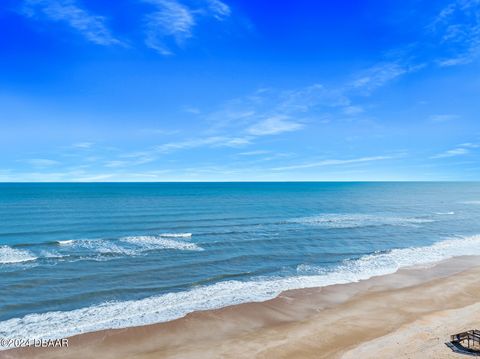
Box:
(3, 255), (480, 359)
(3, 0), (480, 355)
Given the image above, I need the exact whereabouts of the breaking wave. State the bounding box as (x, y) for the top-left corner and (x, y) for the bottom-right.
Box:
(2, 234), (479, 342)
(1, 233), (200, 266)
(0, 245), (37, 264)
(159, 233), (192, 238)
(293, 213), (435, 229)
(121, 235), (203, 251)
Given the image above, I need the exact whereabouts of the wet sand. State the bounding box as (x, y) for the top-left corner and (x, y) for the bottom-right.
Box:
(3, 256), (480, 359)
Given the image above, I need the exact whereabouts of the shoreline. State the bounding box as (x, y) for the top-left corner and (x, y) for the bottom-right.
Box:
(4, 255), (480, 358)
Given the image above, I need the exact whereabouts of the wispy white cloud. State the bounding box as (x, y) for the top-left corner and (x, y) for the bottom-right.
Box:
(21, 0), (232, 54)
(104, 160), (129, 168)
(203, 62), (409, 141)
(237, 150), (270, 156)
(118, 151), (157, 165)
(351, 61), (425, 94)
(277, 84), (349, 112)
(429, 0), (480, 67)
(207, 0), (231, 20)
(22, 0), (121, 46)
(431, 147), (469, 158)
(110, 135), (252, 167)
(24, 158), (60, 168)
(137, 128), (180, 136)
(183, 106), (201, 114)
(430, 142), (479, 159)
(205, 84), (350, 137)
(143, 0), (196, 55)
(155, 135), (251, 153)
(343, 106), (364, 116)
(345, 0), (479, 95)
(333, 0), (480, 102)
(343, 3), (478, 94)
(72, 173), (116, 181)
(460, 142), (480, 148)
(272, 156), (393, 171)
(0, 169), (177, 182)
(72, 142), (94, 149)
(429, 114), (460, 123)
(247, 116), (303, 136)
(143, 0), (231, 55)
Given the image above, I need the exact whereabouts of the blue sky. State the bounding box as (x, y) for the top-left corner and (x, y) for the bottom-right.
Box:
(0, 0), (479, 181)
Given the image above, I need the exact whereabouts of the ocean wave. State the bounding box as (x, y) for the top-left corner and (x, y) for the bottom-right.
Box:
(461, 201), (480, 205)
(39, 250), (62, 259)
(159, 233), (192, 238)
(64, 239), (136, 256)
(56, 240), (75, 245)
(121, 236), (203, 251)
(0, 245), (37, 264)
(435, 211), (455, 215)
(1, 234), (200, 266)
(2, 234), (480, 342)
(292, 214), (435, 229)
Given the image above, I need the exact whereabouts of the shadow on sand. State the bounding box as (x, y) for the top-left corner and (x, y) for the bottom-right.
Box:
(446, 341), (480, 356)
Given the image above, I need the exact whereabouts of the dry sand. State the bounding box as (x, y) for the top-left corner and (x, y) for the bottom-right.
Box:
(3, 256), (480, 359)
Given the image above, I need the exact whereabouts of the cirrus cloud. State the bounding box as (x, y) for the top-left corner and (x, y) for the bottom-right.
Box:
(22, 0), (122, 46)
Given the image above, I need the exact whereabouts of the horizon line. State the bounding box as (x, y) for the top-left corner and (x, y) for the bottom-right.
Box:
(0, 180), (479, 184)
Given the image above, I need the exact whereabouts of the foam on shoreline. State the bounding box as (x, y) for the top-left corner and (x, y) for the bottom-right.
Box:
(2, 234), (480, 343)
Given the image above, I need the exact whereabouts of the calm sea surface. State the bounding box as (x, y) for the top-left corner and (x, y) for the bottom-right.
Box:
(1, 182), (480, 340)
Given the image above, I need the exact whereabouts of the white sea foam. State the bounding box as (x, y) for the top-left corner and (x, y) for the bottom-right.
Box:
(0, 245), (37, 264)
(435, 211), (455, 215)
(461, 201), (480, 205)
(160, 233), (192, 238)
(55, 235), (198, 254)
(56, 240), (75, 245)
(3, 235), (201, 266)
(121, 236), (202, 251)
(68, 239), (136, 256)
(293, 214), (434, 228)
(2, 234), (480, 343)
(39, 250), (62, 259)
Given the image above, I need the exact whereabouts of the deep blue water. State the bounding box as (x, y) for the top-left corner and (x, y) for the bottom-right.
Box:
(1, 182), (480, 340)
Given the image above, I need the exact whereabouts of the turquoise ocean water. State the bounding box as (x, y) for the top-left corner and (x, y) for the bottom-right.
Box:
(1, 182), (480, 340)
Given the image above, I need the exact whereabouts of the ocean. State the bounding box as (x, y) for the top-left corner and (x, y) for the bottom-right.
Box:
(1, 182), (480, 341)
